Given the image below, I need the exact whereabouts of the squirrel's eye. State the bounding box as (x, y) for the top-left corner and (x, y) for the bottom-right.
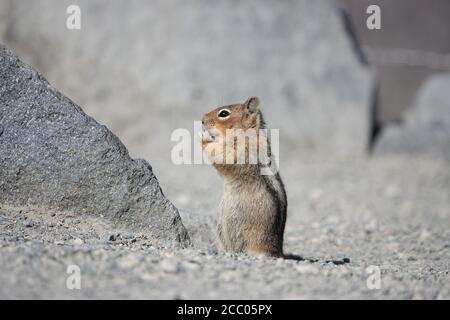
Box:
(218, 110), (230, 118)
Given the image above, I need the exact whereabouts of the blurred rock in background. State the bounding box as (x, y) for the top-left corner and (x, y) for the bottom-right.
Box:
(375, 73), (450, 160)
(0, 0), (374, 160)
(339, 0), (450, 126)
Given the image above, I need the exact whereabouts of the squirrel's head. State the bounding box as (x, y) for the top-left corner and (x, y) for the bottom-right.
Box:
(201, 96), (264, 145)
(200, 97), (269, 172)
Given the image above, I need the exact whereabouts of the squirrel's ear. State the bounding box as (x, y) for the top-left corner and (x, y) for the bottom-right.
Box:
(244, 96), (260, 113)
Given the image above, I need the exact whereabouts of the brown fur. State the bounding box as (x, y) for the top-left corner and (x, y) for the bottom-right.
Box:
(201, 97), (287, 257)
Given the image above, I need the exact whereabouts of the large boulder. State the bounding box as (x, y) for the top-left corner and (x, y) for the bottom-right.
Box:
(375, 73), (450, 160)
(0, 0), (374, 159)
(0, 45), (190, 247)
(405, 73), (450, 128)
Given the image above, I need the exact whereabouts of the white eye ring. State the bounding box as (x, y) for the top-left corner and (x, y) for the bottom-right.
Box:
(218, 109), (231, 118)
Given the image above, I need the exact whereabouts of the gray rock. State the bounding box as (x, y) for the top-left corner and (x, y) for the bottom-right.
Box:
(375, 73), (450, 160)
(375, 125), (450, 160)
(405, 73), (450, 128)
(0, 0), (374, 158)
(0, 45), (189, 247)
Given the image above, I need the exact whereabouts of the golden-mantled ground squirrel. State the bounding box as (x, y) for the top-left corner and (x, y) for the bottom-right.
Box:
(201, 97), (287, 257)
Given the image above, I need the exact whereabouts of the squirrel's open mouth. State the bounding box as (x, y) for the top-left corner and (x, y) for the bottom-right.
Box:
(199, 125), (218, 143)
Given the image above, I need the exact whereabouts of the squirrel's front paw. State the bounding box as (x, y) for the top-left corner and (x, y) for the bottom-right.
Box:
(199, 130), (214, 143)
(199, 126), (220, 144)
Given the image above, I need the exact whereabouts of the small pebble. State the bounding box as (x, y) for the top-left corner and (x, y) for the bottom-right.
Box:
(23, 221), (34, 228)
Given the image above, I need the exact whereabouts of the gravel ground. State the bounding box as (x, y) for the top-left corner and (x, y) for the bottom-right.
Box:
(1, 155), (449, 299)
